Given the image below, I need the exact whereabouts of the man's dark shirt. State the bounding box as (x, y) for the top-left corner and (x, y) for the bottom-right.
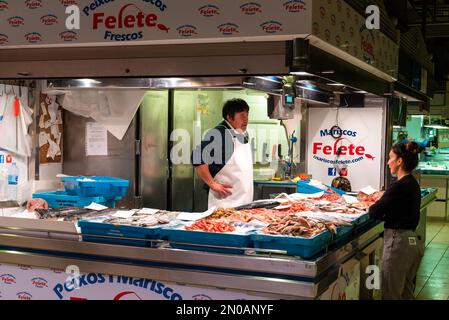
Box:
(191, 120), (248, 191)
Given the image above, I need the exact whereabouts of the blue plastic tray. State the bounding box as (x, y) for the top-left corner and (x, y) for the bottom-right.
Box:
(251, 230), (332, 258)
(78, 219), (160, 247)
(32, 191), (117, 209)
(61, 176), (129, 198)
(159, 225), (252, 254)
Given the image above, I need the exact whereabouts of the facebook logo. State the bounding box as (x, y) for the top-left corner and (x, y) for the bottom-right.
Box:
(328, 168), (337, 176)
(0, 155), (4, 164)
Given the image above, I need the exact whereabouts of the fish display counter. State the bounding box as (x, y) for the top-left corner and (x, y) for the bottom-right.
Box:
(420, 166), (449, 220)
(0, 189), (436, 300)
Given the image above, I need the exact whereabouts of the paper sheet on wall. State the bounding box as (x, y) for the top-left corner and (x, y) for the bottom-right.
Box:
(50, 124), (59, 139)
(46, 134), (61, 159)
(56, 110), (63, 125)
(39, 93), (62, 164)
(39, 132), (49, 147)
(40, 102), (48, 116)
(85, 122), (108, 156)
(39, 115), (45, 129)
(62, 90), (145, 140)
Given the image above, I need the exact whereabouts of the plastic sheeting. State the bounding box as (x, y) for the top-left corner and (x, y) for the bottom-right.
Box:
(0, 85), (33, 157)
(62, 90), (146, 140)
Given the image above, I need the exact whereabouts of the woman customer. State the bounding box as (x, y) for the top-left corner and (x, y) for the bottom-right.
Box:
(369, 141), (424, 300)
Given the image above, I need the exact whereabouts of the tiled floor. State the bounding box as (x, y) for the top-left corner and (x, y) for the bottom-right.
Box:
(415, 221), (449, 300)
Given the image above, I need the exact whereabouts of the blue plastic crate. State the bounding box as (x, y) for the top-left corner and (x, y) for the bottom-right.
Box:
(78, 219), (160, 247)
(251, 230), (332, 259)
(353, 214), (375, 235)
(61, 176), (129, 198)
(159, 225), (252, 255)
(296, 180), (346, 195)
(329, 225), (355, 249)
(352, 212), (370, 226)
(32, 190), (117, 209)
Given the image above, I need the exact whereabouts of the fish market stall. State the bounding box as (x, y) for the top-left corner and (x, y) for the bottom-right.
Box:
(0, 0), (420, 300)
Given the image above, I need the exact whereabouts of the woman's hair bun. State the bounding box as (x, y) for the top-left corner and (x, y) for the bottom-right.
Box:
(405, 141), (423, 154)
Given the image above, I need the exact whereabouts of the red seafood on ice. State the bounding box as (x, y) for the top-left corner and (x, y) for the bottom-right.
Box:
(185, 220), (236, 233)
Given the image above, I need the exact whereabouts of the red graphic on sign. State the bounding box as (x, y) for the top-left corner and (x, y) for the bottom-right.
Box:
(198, 4), (220, 17)
(17, 292), (32, 300)
(157, 23), (169, 33)
(361, 29), (375, 62)
(8, 16), (24, 27)
(18, 265), (32, 270)
(31, 277), (48, 288)
(0, 1), (9, 11)
(92, 3), (169, 34)
(24, 32), (42, 43)
(6, 154), (12, 163)
(25, 0), (42, 9)
(283, 0), (306, 13)
(0, 34), (8, 45)
(59, 31), (78, 41)
(313, 138), (367, 157)
(325, 29), (331, 41)
(114, 291), (143, 300)
(60, 0), (77, 6)
(41, 14), (58, 25)
(260, 21), (283, 34)
(240, 2), (262, 15)
(0, 274), (16, 285)
(217, 23), (239, 35)
(319, 6), (326, 18)
(176, 25), (198, 37)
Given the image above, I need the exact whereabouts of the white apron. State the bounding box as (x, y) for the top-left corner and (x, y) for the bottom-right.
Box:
(208, 135), (253, 209)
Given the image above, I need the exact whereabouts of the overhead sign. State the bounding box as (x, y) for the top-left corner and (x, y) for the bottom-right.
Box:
(307, 107), (384, 191)
(310, 0), (398, 79)
(0, 0), (312, 48)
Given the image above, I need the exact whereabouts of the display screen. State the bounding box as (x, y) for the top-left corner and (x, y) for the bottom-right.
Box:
(284, 95), (294, 104)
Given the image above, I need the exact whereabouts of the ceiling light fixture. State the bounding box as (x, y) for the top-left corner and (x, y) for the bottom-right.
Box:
(77, 79), (102, 87)
(290, 71), (313, 76)
(424, 125), (449, 130)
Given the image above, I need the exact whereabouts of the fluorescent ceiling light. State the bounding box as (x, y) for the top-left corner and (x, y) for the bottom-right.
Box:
(77, 79), (102, 87)
(327, 83), (345, 86)
(321, 70), (335, 74)
(290, 72), (312, 76)
(393, 125), (403, 129)
(299, 85), (321, 93)
(255, 76), (282, 83)
(354, 91), (368, 94)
